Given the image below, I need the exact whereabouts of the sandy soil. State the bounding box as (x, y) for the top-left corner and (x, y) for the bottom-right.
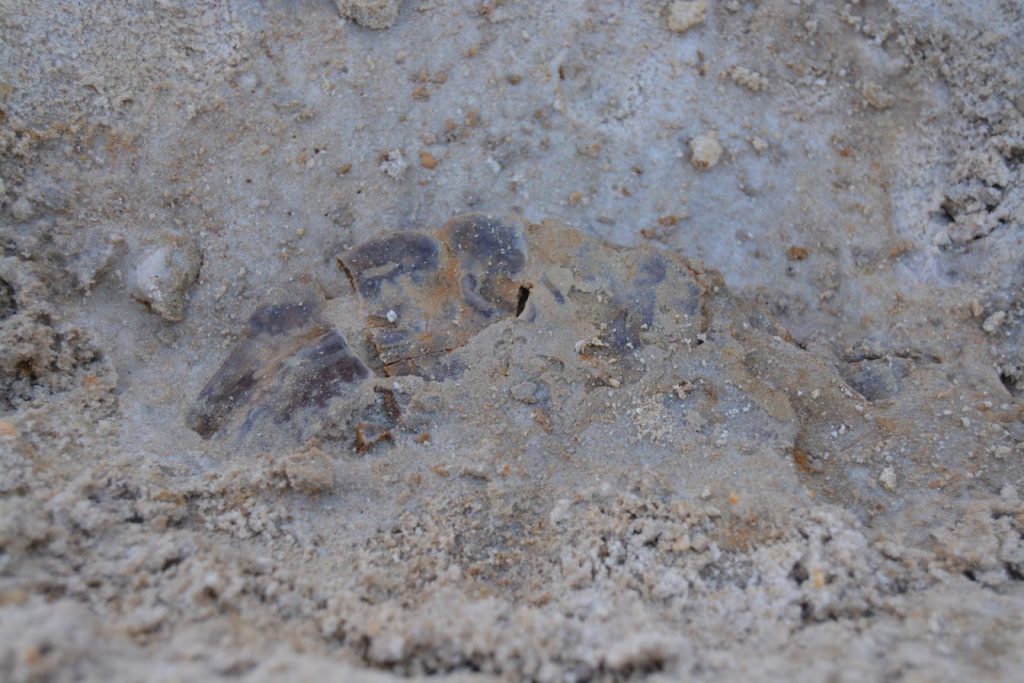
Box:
(1, 1), (1022, 681)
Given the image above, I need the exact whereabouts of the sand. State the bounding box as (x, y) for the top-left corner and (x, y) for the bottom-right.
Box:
(1, 1), (1022, 681)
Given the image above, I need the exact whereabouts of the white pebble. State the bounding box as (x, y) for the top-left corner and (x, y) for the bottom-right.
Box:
(130, 235), (202, 322)
(982, 311), (1006, 334)
(666, 0), (706, 34)
(690, 131), (722, 170)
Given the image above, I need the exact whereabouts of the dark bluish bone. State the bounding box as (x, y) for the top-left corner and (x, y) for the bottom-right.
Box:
(605, 308), (642, 353)
(339, 232), (439, 299)
(334, 214), (530, 377)
(188, 360), (259, 439)
(273, 331), (370, 421)
(187, 302), (368, 439)
(443, 214), (527, 316)
(445, 214), (526, 276)
(246, 301), (316, 336)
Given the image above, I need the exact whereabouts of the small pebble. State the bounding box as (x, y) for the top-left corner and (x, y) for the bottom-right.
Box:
(879, 466), (897, 492)
(419, 150), (438, 169)
(982, 311), (1006, 334)
(10, 196), (34, 221)
(130, 235), (202, 322)
(333, 0), (401, 30)
(666, 0), (707, 34)
(379, 149), (407, 179)
(690, 131), (722, 170)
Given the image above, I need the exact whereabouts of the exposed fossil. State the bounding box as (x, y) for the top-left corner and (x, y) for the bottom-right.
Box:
(188, 213), (713, 447)
(187, 214), (1012, 516)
